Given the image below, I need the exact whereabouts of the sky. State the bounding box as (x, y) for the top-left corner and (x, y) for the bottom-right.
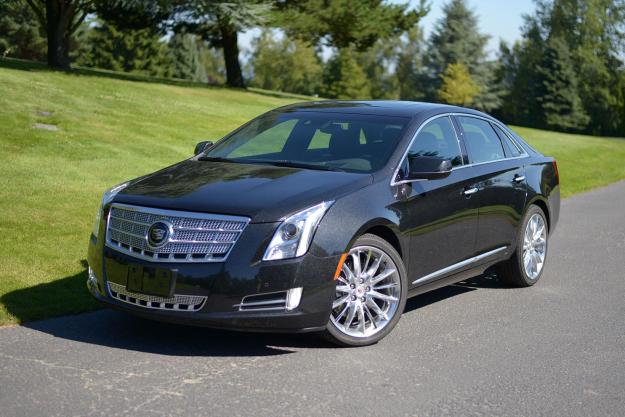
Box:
(239, 0), (537, 58)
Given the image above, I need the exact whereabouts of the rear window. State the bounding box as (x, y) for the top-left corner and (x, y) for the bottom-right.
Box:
(458, 116), (505, 164)
(492, 124), (523, 157)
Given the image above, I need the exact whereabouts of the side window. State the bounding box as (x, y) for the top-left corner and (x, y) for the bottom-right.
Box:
(492, 124), (523, 157)
(458, 117), (505, 164)
(408, 116), (463, 167)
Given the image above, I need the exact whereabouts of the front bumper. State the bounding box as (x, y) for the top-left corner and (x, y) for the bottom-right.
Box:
(86, 222), (339, 333)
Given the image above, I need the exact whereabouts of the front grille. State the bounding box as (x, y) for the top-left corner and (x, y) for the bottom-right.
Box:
(105, 203), (249, 263)
(107, 282), (207, 311)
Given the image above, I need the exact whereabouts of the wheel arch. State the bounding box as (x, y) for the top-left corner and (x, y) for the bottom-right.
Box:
(526, 196), (551, 232)
(349, 219), (405, 260)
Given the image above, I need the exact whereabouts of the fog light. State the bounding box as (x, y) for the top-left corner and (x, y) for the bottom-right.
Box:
(286, 287), (303, 311)
(87, 266), (98, 291)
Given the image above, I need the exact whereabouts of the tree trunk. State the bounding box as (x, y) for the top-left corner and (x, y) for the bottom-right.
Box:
(45, 0), (73, 70)
(220, 25), (245, 88)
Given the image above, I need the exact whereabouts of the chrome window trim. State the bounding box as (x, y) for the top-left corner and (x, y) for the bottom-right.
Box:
(411, 246), (507, 285)
(390, 112), (529, 186)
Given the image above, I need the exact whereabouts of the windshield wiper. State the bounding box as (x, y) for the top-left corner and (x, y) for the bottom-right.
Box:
(197, 156), (237, 163)
(242, 159), (345, 172)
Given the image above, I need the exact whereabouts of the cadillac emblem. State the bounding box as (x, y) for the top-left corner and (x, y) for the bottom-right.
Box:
(147, 221), (172, 248)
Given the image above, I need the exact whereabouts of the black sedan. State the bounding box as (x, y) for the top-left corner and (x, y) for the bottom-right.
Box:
(87, 101), (560, 346)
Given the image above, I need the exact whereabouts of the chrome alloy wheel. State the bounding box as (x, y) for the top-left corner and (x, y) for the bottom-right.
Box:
(330, 245), (401, 338)
(522, 213), (547, 279)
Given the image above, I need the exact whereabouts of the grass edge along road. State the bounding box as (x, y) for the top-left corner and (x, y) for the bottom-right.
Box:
(1, 58), (625, 326)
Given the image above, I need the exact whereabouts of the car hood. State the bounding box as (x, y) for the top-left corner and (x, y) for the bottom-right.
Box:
(113, 159), (373, 223)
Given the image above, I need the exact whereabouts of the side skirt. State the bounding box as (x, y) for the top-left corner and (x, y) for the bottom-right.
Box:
(407, 250), (509, 298)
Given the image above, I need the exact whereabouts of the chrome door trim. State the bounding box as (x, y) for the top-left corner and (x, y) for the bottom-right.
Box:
(463, 187), (479, 196)
(390, 113), (529, 186)
(411, 246), (507, 285)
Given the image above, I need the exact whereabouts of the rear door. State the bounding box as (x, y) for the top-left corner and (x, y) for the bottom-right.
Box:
(454, 116), (527, 254)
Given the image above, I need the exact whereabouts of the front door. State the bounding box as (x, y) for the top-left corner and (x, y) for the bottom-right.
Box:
(392, 116), (480, 287)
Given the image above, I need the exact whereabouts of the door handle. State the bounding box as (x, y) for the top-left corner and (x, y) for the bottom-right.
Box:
(463, 187), (478, 196)
(513, 175), (526, 183)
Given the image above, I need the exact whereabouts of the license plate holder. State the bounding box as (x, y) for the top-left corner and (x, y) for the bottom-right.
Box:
(126, 264), (175, 298)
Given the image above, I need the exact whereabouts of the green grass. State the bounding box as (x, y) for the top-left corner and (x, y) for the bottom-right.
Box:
(1, 58), (624, 326)
(510, 126), (625, 198)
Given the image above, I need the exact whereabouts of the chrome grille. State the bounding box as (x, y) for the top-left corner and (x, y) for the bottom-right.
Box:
(107, 282), (206, 311)
(105, 203), (249, 263)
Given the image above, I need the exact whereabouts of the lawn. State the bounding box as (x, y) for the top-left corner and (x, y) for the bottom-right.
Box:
(1, 58), (624, 326)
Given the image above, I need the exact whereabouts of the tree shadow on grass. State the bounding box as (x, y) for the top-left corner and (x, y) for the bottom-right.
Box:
(0, 57), (312, 101)
(1, 261), (100, 325)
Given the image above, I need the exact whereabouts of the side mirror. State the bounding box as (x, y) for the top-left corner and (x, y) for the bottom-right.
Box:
(406, 157), (453, 180)
(194, 140), (214, 156)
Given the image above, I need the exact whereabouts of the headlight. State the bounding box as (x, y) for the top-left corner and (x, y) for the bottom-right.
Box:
(92, 182), (129, 238)
(263, 201), (333, 261)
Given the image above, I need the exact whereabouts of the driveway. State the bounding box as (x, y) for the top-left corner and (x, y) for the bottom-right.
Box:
(1, 181), (624, 417)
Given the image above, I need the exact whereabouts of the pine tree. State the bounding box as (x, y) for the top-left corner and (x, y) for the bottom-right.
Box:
(498, 20), (546, 127)
(437, 62), (480, 106)
(168, 32), (208, 82)
(395, 26), (427, 101)
(198, 46), (226, 85)
(0, 1), (46, 61)
(323, 47), (371, 99)
(250, 32), (323, 96)
(500, 0), (625, 135)
(537, 36), (589, 131)
(358, 38), (400, 99)
(421, 0), (499, 111)
(76, 20), (172, 77)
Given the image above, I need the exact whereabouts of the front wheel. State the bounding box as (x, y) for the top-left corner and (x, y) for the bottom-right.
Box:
(498, 205), (549, 287)
(324, 234), (407, 347)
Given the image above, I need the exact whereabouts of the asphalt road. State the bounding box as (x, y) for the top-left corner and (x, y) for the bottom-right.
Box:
(1, 181), (624, 417)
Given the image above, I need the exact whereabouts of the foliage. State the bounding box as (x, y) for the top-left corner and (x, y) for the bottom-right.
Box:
(395, 25), (426, 100)
(323, 47), (371, 99)
(0, 0), (46, 61)
(75, 20), (172, 77)
(276, 0), (428, 51)
(357, 38), (400, 99)
(24, 0), (96, 69)
(249, 31), (323, 96)
(168, 31), (208, 82)
(421, 0), (500, 111)
(437, 62), (480, 106)
(499, 0), (625, 135)
(537, 36), (589, 131)
(171, 0), (273, 87)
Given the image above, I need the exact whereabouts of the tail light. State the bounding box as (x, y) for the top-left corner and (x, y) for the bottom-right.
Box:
(552, 160), (559, 183)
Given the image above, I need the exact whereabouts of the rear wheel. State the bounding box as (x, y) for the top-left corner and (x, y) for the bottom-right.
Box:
(324, 234), (407, 347)
(498, 205), (548, 287)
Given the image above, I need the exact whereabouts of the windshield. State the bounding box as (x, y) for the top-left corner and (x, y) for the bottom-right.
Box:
(203, 111), (410, 173)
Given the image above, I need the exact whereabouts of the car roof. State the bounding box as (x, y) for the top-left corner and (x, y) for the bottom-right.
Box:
(273, 100), (492, 120)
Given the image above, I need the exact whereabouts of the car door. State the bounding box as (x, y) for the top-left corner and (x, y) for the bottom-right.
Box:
(391, 115), (480, 287)
(454, 115), (527, 255)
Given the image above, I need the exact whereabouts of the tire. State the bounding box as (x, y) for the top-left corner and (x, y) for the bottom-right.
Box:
(498, 205), (549, 287)
(324, 233), (408, 347)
